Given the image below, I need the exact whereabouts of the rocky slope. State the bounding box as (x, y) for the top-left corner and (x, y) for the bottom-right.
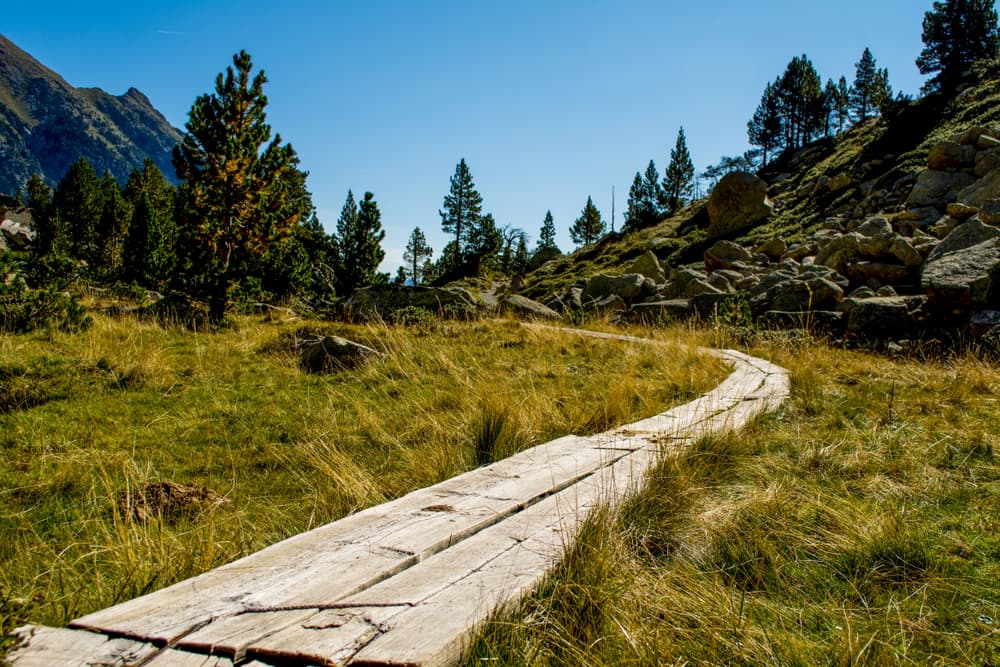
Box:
(517, 68), (1000, 348)
(0, 33), (181, 194)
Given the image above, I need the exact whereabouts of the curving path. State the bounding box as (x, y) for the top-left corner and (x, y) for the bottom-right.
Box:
(9, 327), (789, 667)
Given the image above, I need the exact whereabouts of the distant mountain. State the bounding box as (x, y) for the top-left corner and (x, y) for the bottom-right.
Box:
(0, 33), (182, 195)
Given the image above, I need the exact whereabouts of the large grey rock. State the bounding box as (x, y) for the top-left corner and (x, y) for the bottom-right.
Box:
(927, 141), (976, 170)
(706, 172), (772, 239)
(815, 233), (862, 274)
(975, 147), (1000, 177)
(704, 240), (754, 271)
(957, 171), (1000, 210)
(625, 251), (667, 284)
(846, 296), (927, 339)
(845, 261), (914, 284)
(582, 273), (655, 304)
(501, 294), (561, 321)
(760, 310), (845, 334)
(0, 219), (34, 249)
(926, 218), (1000, 263)
(629, 299), (691, 322)
(921, 237), (1000, 309)
(298, 335), (382, 373)
(755, 238), (787, 259)
(768, 277), (844, 313)
(906, 170), (976, 207)
(346, 285), (480, 320)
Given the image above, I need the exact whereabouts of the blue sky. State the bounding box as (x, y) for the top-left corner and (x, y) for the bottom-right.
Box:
(5, 1), (947, 270)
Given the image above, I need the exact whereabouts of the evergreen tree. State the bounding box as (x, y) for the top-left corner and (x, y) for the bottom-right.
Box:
(439, 158), (483, 260)
(124, 159), (177, 287)
(333, 190), (385, 295)
(835, 76), (851, 132)
(96, 172), (132, 278)
(402, 226), (433, 285)
(25, 174), (56, 256)
(662, 128), (695, 214)
(569, 196), (605, 247)
(850, 48), (880, 122)
(874, 67), (894, 115)
(917, 0), (1000, 92)
(512, 234), (529, 276)
(465, 212), (501, 273)
(822, 79), (839, 136)
(173, 50), (312, 322)
(624, 172), (646, 231)
(776, 55), (824, 150)
(537, 210), (558, 251)
(747, 82), (783, 166)
(643, 160), (665, 217)
(55, 157), (102, 264)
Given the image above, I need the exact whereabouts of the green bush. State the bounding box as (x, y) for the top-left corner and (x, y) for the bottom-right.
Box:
(0, 253), (89, 334)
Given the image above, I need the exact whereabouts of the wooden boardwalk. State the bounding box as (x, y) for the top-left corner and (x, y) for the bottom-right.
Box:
(8, 328), (789, 667)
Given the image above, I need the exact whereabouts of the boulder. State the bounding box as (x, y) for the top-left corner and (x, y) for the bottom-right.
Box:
(927, 141), (976, 170)
(906, 170), (976, 207)
(625, 250), (667, 284)
(706, 172), (772, 239)
(975, 147), (1000, 177)
(926, 218), (1000, 262)
(755, 238), (787, 259)
(815, 233), (862, 274)
(768, 277), (844, 313)
(980, 200), (1000, 226)
(760, 310), (845, 334)
(921, 237), (1000, 309)
(970, 310), (1000, 337)
(845, 261), (913, 284)
(588, 294), (628, 314)
(629, 299), (691, 322)
(704, 240), (754, 271)
(582, 273), (655, 304)
(346, 285), (480, 320)
(947, 202), (980, 221)
(298, 335), (382, 373)
(691, 292), (737, 317)
(845, 296), (927, 339)
(501, 294), (561, 321)
(0, 219), (34, 249)
(957, 171), (1000, 210)
(526, 246), (562, 272)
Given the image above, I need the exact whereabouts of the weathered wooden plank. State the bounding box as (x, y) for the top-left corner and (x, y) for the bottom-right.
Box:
(175, 608), (316, 660)
(142, 650), (234, 666)
(6, 625), (158, 667)
(244, 607), (405, 667)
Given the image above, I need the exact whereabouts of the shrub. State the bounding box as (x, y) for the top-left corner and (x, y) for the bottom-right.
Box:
(0, 253), (89, 334)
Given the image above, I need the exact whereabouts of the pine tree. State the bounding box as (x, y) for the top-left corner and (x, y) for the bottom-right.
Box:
(775, 55), (824, 150)
(822, 79), (839, 136)
(643, 160), (664, 217)
(747, 82), (783, 166)
(537, 210), (558, 251)
(332, 190), (386, 295)
(439, 158), (483, 260)
(55, 157), (102, 264)
(402, 226), (433, 285)
(835, 76), (851, 132)
(850, 48), (879, 122)
(662, 128), (695, 214)
(96, 172), (132, 278)
(25, 174), (56, 256)
(465, 212), (501, 273)
(624, 172), (646, 231)
(123, 159), (177, 288)
(874, 67), (894, 115)
(172, 50), (312, 322)
(917, 0), (1000, 92)
(569, 196), (605, 247)
(512, 234), (529, 276)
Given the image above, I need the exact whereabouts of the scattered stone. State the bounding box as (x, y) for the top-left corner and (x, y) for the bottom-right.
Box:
(704, 240), (753, 271)
(0, 219), (34, 249)
(755, 238), (787, 259)
(582, 273), (655, 304)
(629, 300), (691, 322)
(625, 250), (667, 283)
(501, 294), (561, 321)
(921, 236), (1000, 309)
(346, 285), (480, 320)
(969, 310), (1000, 337)
(957, 171), (1000, 209)
(927, 140), (975, 170)
(706, 172), (772, 239)
(760, 309), (845, 333)
(906, 170), (976, 207)
(298, 335), (382, 373)
(947, 202), (979, 221)
(846, 295), (927, 339)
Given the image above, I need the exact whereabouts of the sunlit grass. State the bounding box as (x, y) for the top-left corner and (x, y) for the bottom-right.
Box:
(466, 331), (1000, 666)
(0, 313), (724, 635)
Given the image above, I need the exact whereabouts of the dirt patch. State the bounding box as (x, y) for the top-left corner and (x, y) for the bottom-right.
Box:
(117, 481), (229, 523)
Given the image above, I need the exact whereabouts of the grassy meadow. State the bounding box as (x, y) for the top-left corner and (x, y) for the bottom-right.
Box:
(0, 311), (726, 646)
(466, 331), (1000, 666)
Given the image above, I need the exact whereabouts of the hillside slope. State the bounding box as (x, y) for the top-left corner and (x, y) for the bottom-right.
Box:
(519, 65), (1000, 343)
(0, 34), (181, 193)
